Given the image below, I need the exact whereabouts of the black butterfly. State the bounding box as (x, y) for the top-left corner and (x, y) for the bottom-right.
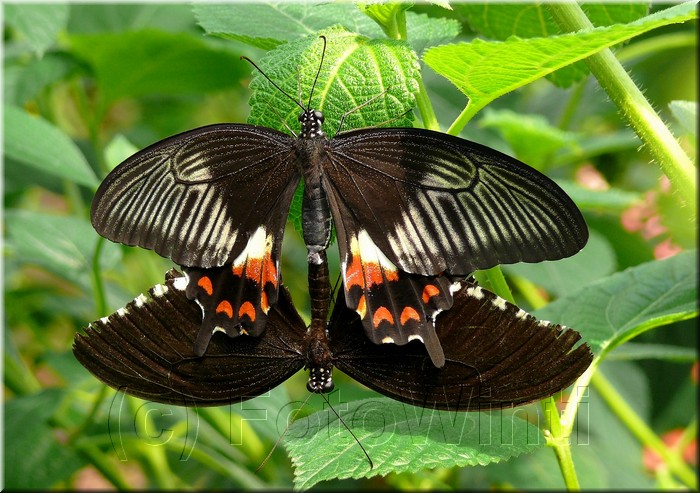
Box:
(90, 36), (588, 368)
(73, 270), (593, 409)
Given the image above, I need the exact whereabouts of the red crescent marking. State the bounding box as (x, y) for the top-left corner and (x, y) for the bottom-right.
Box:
(197, 276), (213, 296)
(400, 306), (421, 325)
(422, 284), (440, 304)
(215, 300), (233, 318)
(372, 307), (394, 328)
(239, 301), (256, 322)
(345, 255), (364, 289)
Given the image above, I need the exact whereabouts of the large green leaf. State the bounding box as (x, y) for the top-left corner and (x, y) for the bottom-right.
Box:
(194, 3), (459, 54)
(3, 4), (69, 57)
(3, 105), (97, 187)
(424, 2), (697, 125)
(285, 398), (544, 490)
(194, 3), (383, 50)
(456, 3), (649, 87)
(247, 26), (419, 133)
(534, 250), (698, 357)
(67, 29), (243, 106)
(5, 389), (86, 489)
(504, 229), (617, 298)
(4, 210), (122, 289)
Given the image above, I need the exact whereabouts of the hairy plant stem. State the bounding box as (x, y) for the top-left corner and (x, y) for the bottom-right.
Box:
(547, 2), (697, 217)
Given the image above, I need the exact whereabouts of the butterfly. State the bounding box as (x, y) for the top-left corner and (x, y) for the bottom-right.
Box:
(73, 270), (593, 410)
(90, 35), (588, 368)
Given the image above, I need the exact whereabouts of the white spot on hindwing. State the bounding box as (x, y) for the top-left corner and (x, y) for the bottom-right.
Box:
(408, 334), (424, 343)
(117, 307), (128, 317)
(466, 285), (484, 299)
(382, 336), (395, 344)
(134, 293), (148, 307)
(153, 283), (168, 297)
(516, 308), (527, 319)
(173, 276), (188, 291)
(351, 229), (398, 273)
(492, 296), (507, 311)
(232, 226), (268, 267)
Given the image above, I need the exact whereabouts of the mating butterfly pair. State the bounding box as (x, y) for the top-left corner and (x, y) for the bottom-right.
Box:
(87, 35), (588, 371)
(74, 270), (592, 409)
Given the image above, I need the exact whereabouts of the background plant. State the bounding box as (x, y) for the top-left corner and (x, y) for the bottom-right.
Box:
(3, 2), (697, 490)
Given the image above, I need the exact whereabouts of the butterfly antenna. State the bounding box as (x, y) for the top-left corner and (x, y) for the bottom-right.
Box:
(256, 392), (313, 473)
(307, 35), (327, 110)
(240, 55), (305, 113)
(320, 392), (374, 470)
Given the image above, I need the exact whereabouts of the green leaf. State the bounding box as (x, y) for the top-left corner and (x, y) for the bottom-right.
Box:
(424, 2), (697, 126)
(6, 53), (79, 105)
(4, 210), (122, 289)
(456, 3), (649, 87)
(358, 2), (412, 39)
(3, 4), (69, 57)
(3, 105), (97, 187)
(5, 389), (86, 489)
(193, 3), (384, 50)
(556, 180), (642, 213)
(104, 134), (138, 171)
(405, 12), (461, 55)
(479, 109), (578, 169)
(504, 229), (617, 298)
(286, 398), (544, 490)
(669, 100), (697, 137)
(607, 342), (698, 363)
(533, 250), (698, 358)
(248, 27), (419, 134)
(67, 29), (243, 106)
(68, 4), (196, 34)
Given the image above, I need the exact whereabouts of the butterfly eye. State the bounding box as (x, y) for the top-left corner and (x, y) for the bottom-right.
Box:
(298, 113), (305, 122)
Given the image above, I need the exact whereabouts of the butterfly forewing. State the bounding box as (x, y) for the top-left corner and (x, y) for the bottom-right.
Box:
(91, 124), (299, 269)
(73, 272), (307, 406)
(325, 127), (588, 276)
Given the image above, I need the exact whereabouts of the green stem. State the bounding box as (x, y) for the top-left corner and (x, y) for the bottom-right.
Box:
(415, 76), (440, 132)
(510, 274), (548, 309)
(547, 2), (697, 217)
(91, 236), (108, 317)
(69, 385), (110, 444)
(447, 101), (479, 136)
(591, 371), (697, 489)
(557, 81), (586, 131)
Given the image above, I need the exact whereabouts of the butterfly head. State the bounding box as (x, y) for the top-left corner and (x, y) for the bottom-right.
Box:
(299, 109), (325, 139)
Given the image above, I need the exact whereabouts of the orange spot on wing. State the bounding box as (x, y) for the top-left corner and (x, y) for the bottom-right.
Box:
(232, 263), (244, 276)
(262, 254), (278, 286)
(197, 276), (213, 295)
(422, 285), (440, 304)
(363, 262), (384, 287)
(400, 306), (421, 325)
(216, 300), (233, 318)
(372, 307), (394, 328)
(246, 257), (262, 281)
(356, 295), (367, 319)
(239, 301), (256, 322)
(345, 255), (364, 289)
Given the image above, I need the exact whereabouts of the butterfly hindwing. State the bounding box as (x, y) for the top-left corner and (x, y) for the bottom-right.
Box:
(91, 124), (299, 269)
(325, 127), (588, 276)
(73, 270), (307, 406)
(329, 279), (593, 411)
(184, 226), (283, 355)
(334, 206), (459, 367)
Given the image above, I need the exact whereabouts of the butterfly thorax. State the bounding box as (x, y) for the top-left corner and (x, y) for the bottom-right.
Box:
(296, 109), (333, 264)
